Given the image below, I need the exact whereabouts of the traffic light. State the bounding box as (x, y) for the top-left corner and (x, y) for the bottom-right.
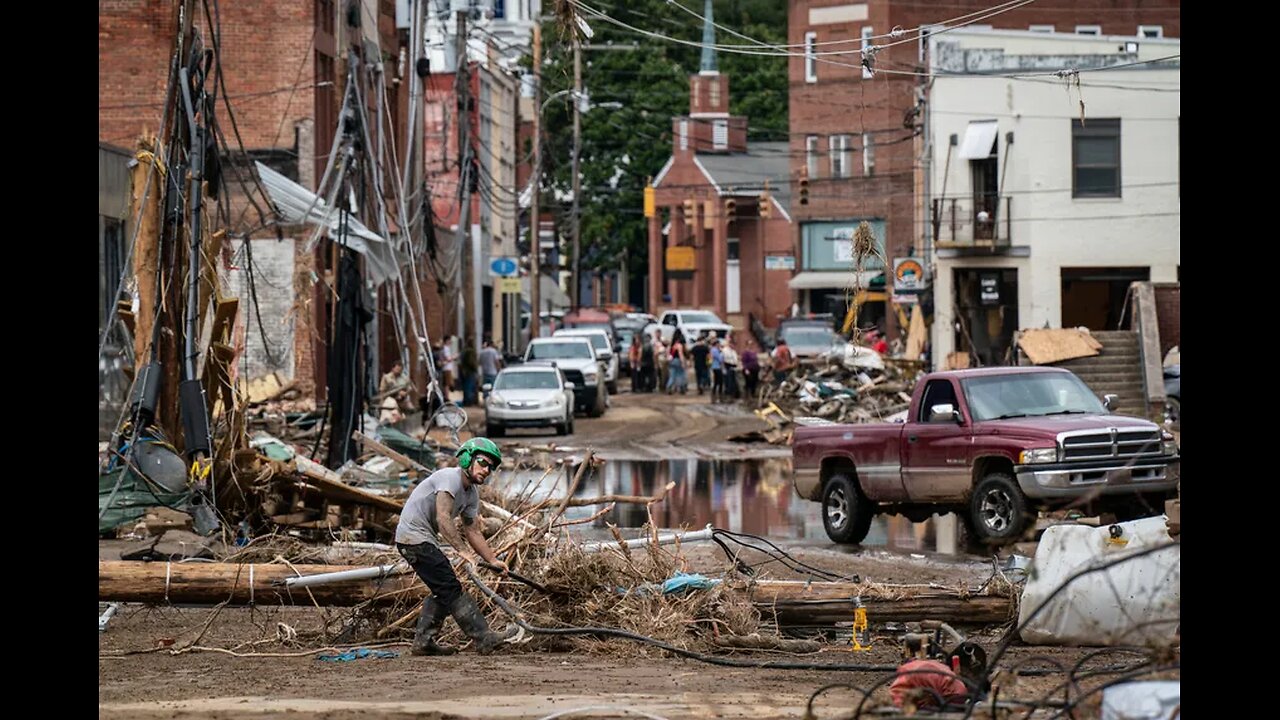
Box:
(683, 198), (696, 228)
(724, 198), (737, 222)
(798, 177), (810, 206)
(759, 190), (772, 219)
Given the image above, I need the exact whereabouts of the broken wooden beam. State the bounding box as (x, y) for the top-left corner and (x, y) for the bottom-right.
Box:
(749, 581), (1013, 625)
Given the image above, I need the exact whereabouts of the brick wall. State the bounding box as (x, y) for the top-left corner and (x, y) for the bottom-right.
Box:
(99, 1), (316, 151)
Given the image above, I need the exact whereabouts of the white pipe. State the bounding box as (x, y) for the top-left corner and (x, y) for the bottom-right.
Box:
(281, 562), (407, 589)
(99, 603), (121, 632)
(482, 500), (539, 532)
(580, 524), (714, 554)
(331, 541), (395, 551)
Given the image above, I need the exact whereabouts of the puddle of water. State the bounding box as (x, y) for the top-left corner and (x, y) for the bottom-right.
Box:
(495, 458), (944, 550)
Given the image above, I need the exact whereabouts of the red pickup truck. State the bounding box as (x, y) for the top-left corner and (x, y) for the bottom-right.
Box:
(791, 367), (1180, 545)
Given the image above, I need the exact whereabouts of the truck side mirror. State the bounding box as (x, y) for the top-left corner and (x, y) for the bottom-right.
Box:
(929, 403), (961, 423)
(564, 381), (575, 390)
(482, 383), (493, 392)
(1103, 394), (1118, 411)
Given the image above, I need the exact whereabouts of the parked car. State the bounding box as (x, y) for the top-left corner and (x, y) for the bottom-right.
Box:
(1163, 364), (1179, 430)
(777, 318), (841, 363)
(523, 337), (607, 417)
(649, 309), (734, 345)
(553, 328), (619, 394)
(484, 365), (576, 437)
(791, 366), (1180, 546)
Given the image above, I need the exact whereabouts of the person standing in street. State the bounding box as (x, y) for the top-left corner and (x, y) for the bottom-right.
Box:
(709, 338), (725, 402)
(771, 338), (796, 384)
(722, 338), (740, 401)
(690, 336), (711, 395)
(741, 346), (760, 397)
(396, 438), (518, 655)
(478, 339), (503, 399)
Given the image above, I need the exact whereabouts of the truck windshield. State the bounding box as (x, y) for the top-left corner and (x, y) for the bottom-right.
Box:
(781, 327), (836, 347)
(681, 312), (721, 324)
(961, 372), (1107, 421)
(527, 342), (594, 360)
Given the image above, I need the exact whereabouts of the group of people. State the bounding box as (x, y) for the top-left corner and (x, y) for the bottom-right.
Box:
(628, 330), (799, 401)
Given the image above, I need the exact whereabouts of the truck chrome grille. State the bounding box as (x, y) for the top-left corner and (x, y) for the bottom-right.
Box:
(1059, 429), (1163, 461)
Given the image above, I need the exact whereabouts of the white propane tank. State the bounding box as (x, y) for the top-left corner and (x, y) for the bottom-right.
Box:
(1017, 515), (1179, 647)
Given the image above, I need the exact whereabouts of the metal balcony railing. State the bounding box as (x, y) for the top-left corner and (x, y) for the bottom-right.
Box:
(931, 194), (1012, 248)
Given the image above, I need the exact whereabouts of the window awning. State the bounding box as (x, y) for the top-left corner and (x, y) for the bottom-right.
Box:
(958, 119), (999, 160)
(255, 161), (398, 285)
(787, 270), (882, 290)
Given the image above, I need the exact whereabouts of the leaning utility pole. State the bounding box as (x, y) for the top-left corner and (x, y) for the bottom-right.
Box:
(454, 9), (471, 349)
(528, 23), (542, 337)
(570, 37), (583, 309)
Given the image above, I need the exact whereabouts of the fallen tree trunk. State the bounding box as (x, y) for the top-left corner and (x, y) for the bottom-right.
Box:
(98, 561), (419, 605)
(749, 581), (1013, 625)
(100, 562), (1011, 625)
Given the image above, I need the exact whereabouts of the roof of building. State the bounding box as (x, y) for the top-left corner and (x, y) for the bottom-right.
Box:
(694, 141), (792, 215)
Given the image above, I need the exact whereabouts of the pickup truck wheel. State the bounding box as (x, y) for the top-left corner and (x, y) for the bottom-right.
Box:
(822, 474), (873, 545)
(968, 472), (1027, 543)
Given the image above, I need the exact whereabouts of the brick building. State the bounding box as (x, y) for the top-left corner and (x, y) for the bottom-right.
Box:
(787, 0), (1180, 342)
(647, 3), (794, 336)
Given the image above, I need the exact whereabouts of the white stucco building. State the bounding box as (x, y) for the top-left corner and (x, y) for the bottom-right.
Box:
(923, 29), (1179, 366)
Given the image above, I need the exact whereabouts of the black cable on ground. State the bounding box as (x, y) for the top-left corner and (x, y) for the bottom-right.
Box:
(465, 567), (897, 673)
(711, 529), (861, 583)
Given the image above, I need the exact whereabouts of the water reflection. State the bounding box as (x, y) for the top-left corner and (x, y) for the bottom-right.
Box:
(494, 457), (944, 549)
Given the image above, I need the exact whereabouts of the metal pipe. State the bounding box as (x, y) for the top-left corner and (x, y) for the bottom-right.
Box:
(580, 524), (714, 554)
(99, 603), (121, 632)
(280, 562), (406, 589)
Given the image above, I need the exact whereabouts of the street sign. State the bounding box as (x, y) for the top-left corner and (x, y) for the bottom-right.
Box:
(665, 246), (695, 279)
(893, 257), (927, 292)
(490, 257), (518, 276)
(764, 255), (796, 270)
(497, 277), (522, 294)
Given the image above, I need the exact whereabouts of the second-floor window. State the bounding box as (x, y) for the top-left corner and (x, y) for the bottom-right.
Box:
(806, 135), (819, 178)
(1072, 118), (1121, 198)
(1138, 25), (1163, 38)
(862, 133), (875, 177)
(1075, 25), (1101, 35)
(830, 134), (851, 178)
(713, 120), (728, 149)
(805, 32), (817, 83)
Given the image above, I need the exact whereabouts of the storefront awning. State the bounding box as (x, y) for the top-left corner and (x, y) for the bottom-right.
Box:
(787, 270), (882, 290)
(958, 119), (999, 160)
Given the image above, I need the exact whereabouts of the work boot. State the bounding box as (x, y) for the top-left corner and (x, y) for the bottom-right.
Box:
(449, 594), (517, 654)
(410, 597), (456, 656)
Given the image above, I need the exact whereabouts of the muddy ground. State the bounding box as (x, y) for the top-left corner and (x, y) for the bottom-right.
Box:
(100, 390), (1178, 718)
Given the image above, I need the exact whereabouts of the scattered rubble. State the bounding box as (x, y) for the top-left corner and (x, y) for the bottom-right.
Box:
(735, 348), (926, 444)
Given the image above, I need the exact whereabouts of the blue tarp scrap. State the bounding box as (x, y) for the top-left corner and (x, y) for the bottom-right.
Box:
(661, 572), (720, 594)
(317, 647), (399, 662)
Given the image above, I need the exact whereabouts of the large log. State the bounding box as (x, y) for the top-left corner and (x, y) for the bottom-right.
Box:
(99, 562), (1012, 626)
(98, 561), (420, 606)
(749, 580), (1013, 625)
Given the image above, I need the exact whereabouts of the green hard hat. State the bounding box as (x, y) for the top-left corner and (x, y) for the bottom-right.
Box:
(457, 437), (502, 469)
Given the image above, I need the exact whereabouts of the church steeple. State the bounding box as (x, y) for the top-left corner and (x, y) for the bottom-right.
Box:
(699, 0), (717, 73)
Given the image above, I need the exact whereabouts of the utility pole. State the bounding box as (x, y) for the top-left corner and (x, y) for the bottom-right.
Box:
(570, 36), (582, 309)
(528, 23), (541, 338)
(454, 9), (471, 352)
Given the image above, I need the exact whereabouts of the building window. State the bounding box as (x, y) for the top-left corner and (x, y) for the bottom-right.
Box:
(862, 133), (875, 177)
(1072, 118), (1121, 198)
(1029, 24), (1055, 33)
(1075, 25), (1102, 35)
(692, 78), (700, 109)
(679, 120), (688, 150)
(805, 32), (817, 83)
(713, 120), (728, 149)
(1138, 25), (1163, 38)
(806, 135), (819, 178)
(830, 134), (851, 178)
(709, 79), (720, 108)
(861, 26), (874, 79)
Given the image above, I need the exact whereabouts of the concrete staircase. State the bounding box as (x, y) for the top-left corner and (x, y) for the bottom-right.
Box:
(1051, 330), (1147, 416)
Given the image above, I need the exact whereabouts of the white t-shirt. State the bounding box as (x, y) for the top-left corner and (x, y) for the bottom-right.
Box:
(395, 467), (478, 547)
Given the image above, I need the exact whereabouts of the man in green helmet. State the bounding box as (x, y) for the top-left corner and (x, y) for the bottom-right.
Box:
(395, 437), (518, 655)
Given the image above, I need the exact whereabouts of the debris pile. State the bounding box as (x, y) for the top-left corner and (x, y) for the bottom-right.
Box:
(740, 350), (927, 444)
